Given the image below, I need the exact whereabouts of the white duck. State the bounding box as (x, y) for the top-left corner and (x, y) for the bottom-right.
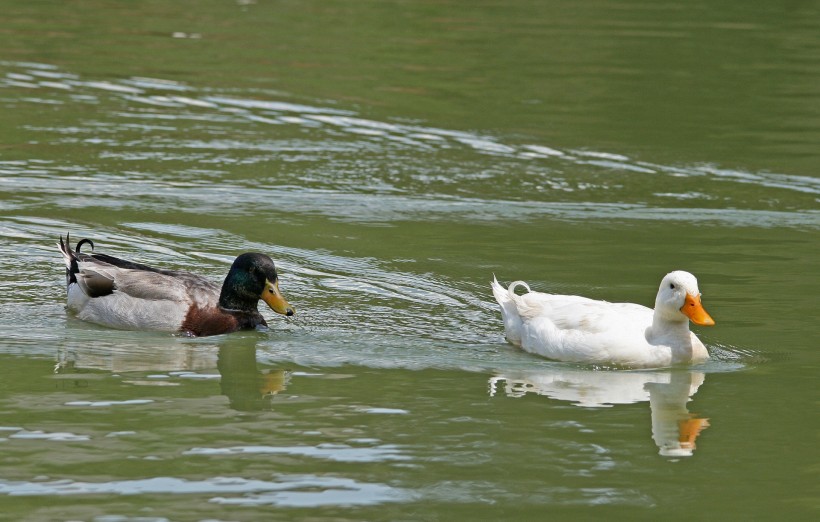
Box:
(491, 271), (715, 368)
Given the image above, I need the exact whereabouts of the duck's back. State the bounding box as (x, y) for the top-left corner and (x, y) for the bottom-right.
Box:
(492, 278), (658, 364)
(67, 251), (221, 332)
(517, 291), (647, 329)
(521, 294), (652, 359)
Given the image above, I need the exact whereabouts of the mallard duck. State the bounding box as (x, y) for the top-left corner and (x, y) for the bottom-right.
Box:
(491, 271), (715, 368)
(58, 234), (295, 337)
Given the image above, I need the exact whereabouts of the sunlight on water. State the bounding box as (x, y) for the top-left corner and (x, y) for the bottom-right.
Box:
(1, 61), (818, 231)
(184, 443), (410, 463)
(0, 475), (410, 507)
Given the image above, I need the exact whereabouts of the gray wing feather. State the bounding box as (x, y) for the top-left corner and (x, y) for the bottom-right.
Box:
(76, 268), (115, 297)
(113, 270), (202, 302)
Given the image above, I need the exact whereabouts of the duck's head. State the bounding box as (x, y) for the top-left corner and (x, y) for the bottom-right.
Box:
(219, 253), (295, 317)
(655, 271), (714, 326)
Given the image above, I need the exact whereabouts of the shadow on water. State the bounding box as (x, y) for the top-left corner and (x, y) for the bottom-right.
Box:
(490, 367), (710, 458)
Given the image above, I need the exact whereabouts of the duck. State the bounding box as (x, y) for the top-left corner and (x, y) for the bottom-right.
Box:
(58, 234), (295, 337)
(491, 271), (715, 368)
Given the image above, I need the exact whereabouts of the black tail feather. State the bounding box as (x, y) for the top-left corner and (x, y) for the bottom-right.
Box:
(76, 238), (94, 253)
(59, 233), (81, 287)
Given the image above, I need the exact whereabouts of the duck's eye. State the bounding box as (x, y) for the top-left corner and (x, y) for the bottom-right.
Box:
(669, 283), (676, 289)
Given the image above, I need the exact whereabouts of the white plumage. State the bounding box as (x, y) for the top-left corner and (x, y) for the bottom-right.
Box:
(492, 271), (715, 368)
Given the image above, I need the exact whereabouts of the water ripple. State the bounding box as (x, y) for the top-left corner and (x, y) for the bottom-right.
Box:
(184, 443), (410, 462)
(1, 60), (817, 226)
(0, 475), (410, 507)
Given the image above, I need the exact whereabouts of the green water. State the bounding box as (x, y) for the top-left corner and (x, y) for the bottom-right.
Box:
(1, 0), (818, 520)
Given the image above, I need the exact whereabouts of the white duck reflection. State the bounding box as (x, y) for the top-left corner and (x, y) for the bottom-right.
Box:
(489, 368), (709, 457)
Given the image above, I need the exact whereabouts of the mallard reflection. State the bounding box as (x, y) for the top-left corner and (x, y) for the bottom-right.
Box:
(54, 334), (290, 412)
(489, 368), (709, 457)
(54, 335), (219, 374)
(217, 345), (290, 411)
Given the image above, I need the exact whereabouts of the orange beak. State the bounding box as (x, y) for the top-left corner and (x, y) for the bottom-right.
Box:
(678, 416), (710, 449)
(681, 293), (715, 326)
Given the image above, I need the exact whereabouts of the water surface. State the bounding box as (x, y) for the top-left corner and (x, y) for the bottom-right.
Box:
(1, 0), (818, 520)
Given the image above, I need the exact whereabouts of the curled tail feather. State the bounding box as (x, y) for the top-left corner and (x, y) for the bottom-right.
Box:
(507, 280), (531, 296)
(508, 281), (548, 321)
(492, 276), (532, 346)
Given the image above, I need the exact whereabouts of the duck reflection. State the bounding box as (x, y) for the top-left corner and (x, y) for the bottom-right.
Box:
(217, 344), (290, 411)
(489, 368), (709, 457)
(55, 335), (289, 412)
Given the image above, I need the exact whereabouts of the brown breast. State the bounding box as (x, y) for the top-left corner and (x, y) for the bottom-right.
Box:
(181, 304), (265, 337)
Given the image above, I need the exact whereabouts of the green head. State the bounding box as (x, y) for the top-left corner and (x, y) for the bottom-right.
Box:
(218, 253), (295, 316)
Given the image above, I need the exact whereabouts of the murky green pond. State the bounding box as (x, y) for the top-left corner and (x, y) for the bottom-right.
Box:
(1, 1), (818, 520)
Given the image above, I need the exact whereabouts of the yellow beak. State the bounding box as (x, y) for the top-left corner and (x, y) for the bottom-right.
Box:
(261, 279), (295, 316)
(681, 293), (714, 326)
